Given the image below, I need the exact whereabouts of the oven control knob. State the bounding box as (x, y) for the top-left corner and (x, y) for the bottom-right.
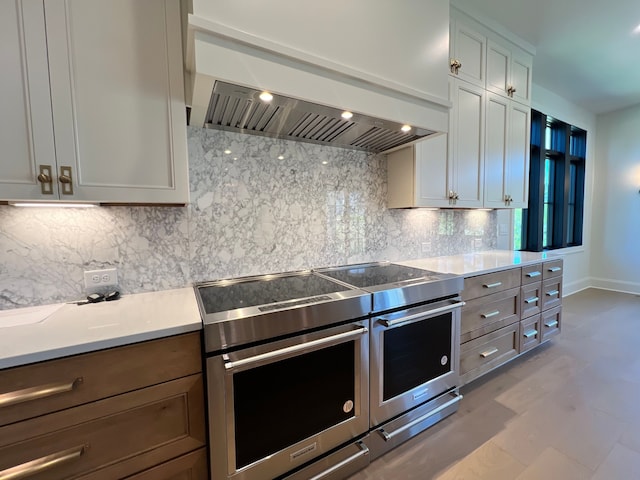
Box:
(343, 400), (354, 413)
(441, 355), (448, 366)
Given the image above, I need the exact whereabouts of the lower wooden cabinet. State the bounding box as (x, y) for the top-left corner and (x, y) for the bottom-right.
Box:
(460, 323), (519, 384)
(0, 333), (207, 480)
(460, 260), (563, 386)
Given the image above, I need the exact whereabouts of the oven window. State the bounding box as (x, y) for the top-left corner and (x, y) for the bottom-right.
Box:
(233, 341), (356, 469)
(383, 312), (452, 401)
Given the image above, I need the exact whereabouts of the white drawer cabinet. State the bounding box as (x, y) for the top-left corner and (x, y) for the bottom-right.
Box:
(0, 0), (188, 204)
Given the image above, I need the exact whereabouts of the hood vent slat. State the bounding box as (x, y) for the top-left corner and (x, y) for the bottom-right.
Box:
(202, 81), (436, 153)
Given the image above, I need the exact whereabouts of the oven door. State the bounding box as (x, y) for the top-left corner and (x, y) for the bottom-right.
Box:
(369, 297), (462, 427)
(207, 321), (369, 480)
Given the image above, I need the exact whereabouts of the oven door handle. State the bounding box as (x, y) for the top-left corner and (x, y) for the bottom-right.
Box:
(307, 441), (370, 480)
(224, 327), (368, 371)
(377, 392), (463, 441)
(377, 301), (465, 328)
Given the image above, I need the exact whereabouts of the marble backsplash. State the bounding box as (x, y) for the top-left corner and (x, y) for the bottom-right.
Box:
(0, 128), (497, 310)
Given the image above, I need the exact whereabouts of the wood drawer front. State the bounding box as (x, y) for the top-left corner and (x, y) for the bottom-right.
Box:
(0, 332), (202, 427)
(113, 448), (207, 480)
(460, 323), (519, 385)
(543, 259), (563, 280)
(541, 306), (562, 343)
(519, 315), (542, 353)
(521, 283), (542, 318)
(541, 278), (562, 310)
(0, 374), (206, 480)
(461, 287), (520, 343)
(521, 263), (543, 285)
(463, 268), (521, 301)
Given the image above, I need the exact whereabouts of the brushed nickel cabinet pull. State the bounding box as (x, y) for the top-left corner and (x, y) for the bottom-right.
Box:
(481, 310), (500, 319)
(524, 296), (539, 304)
(523, 329), (538, 338)
(548, 266), (562, 272)
(544, 320), (559, 328)
(480, 347), (499, 358)
(0, 444), (88, 480)
(526, 271), (541, 278)
(483, 282), (502, 289)
(0, 377), (83, 408)
(546, 290), (560, 297)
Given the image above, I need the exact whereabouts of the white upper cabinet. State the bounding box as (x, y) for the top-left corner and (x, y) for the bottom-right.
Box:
(449, 18), (486, 87)
(486, 40), (532, 104)
(1, 0), (189, 204)
(484, 93), (530, 208)
(0, 0), (58, 200)
(387, 78), (485, 209)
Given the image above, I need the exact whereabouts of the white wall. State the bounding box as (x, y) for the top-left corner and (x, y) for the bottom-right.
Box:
(530, 84), (597, 295)
(591, 104), (640, 293)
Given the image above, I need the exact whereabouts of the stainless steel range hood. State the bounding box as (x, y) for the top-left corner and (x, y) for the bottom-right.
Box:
(197, 81), (437, 153)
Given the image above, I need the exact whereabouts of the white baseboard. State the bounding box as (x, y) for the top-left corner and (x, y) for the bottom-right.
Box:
(590, 277), (640, 295)
(562, 277), (593, 297)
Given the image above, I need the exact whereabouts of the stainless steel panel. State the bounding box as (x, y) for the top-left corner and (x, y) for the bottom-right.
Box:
(282, 438), (370, 480)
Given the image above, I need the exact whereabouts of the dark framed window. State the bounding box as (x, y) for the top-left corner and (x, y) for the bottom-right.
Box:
(514, 110), (586, 252)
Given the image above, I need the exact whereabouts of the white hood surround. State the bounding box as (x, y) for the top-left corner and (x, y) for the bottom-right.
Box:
(184, 0), (451, 150)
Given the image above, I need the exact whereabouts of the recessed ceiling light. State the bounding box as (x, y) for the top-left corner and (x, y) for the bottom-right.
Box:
(322, 161), (328, 165)
(401, 125), (412, 133)
(341, 111), (354, 120)
(224, 149), (232, 154)
(278, 155), (284, 160)
(259, 91), (273, 102)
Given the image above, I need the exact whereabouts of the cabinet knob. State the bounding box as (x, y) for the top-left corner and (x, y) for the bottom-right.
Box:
(37, 165), (54, 195)
(59, 175), (71, 184)
(37, 173), (51, 184)
(58, 166), (74, 195)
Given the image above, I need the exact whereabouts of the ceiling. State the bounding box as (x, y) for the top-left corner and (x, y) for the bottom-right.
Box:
(452, 0), (640, 114)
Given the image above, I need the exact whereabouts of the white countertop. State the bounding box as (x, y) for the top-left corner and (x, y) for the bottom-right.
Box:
(397, 250), (561, 276)
(0, 288), (202, 369)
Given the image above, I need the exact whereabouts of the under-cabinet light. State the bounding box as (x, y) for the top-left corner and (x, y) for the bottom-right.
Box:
(10, 202), (97, 208)
(341, 111), (354, 120)
(259, 91), (273, 102)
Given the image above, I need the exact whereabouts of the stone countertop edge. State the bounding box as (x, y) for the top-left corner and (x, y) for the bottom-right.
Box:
(396, 250), (564, 277)
(0, 287), (202, 370)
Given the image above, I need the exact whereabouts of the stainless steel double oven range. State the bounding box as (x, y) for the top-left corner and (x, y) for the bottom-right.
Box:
(195, 262), (464, 480)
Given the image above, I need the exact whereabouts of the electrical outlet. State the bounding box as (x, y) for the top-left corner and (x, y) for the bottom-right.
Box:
(474, 238), (483, 249)
(421, 241), (431, 254)
(84, 268), (118, 290)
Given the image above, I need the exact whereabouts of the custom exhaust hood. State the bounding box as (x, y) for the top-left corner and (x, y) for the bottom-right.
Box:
(199, 81), (436, 153)
(185, 12), (451, 154)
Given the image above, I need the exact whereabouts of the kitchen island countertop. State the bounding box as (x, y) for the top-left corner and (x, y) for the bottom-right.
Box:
(397, 250), (562, 277)
(0, 287), (201, 369)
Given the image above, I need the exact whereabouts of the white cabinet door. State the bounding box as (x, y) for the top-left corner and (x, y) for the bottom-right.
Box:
(484, 92), (530, 208)
(43, 0), (188, 203)
(505, 102), (530, 208)
(484, 93), (509, 207)
(0, 0), (58, 200)
(486, 40), (532, 104)
(450, 19), (486, 87)
(449, 78), (485, 208)
(415, 134), (451, 208)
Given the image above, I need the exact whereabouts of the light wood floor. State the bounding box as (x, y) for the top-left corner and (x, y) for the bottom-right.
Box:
(350, 288), (640, 479)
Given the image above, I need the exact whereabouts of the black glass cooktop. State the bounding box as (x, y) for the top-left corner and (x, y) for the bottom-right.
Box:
(317, 263), (438, 289)
(198, 273), (352, 314)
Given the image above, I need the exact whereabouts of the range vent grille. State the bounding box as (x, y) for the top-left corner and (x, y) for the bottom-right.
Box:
(202, 81), (436, 153)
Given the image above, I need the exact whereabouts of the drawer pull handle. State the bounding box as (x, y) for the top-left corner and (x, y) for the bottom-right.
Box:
(0, 444), (88, 480)
(0, 377), (83, 409)
(546, 290), (560, 297)
(480, 347), (499, 358)
(308, 441), (369, 480)
(481, 310), (500, 319)
(548, 266), (562, 272)
(483, 282), (502, 289)
(544, 320), (559, 328)
(524, 296), (539, 304)
(526, 271), (541, 278)
(523, 329), (538, 338)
